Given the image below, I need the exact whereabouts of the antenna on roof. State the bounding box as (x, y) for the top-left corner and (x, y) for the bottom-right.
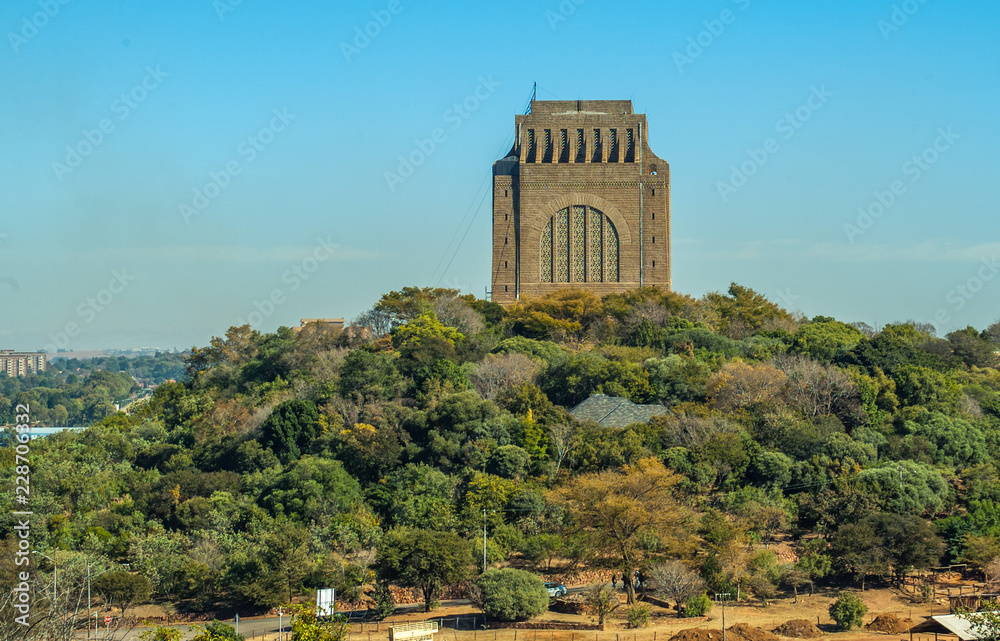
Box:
(523, 82), (536, 115)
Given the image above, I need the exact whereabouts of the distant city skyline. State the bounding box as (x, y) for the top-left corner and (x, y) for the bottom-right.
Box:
(1, 1), (997, 350)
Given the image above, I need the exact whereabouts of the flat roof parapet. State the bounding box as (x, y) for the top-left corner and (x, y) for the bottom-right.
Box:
(529, 99), (634, 116)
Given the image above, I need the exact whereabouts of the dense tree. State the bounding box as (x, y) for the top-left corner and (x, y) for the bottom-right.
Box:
(831, 513), (943, 589)
(552, 458), (692, 604)
(374, 529), (474, 612)
(471, 568), (549, 622)
(260, 399), (321, 462)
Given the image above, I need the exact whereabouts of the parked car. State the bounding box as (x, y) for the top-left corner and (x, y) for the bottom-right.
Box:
(544, 582), (567, 598)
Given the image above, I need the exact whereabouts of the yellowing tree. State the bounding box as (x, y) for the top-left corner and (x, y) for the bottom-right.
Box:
(551, 458), (693, 604)
(707, 361), (787, 411)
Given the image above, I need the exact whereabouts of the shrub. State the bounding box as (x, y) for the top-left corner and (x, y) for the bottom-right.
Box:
(584, 583), (620, 626)
(371, 582), (396, 620)
(683, 593), (712, 617)
(473, 568), (549, 622)
(626, 603), (652, 629)
(191, 622), (244, 641)
(829, 591), (867, 630)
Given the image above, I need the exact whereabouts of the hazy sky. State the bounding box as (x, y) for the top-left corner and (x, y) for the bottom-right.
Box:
(1, 0), (998, 351)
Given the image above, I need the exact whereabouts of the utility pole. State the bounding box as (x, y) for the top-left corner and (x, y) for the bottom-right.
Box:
(278, 606), (283, 641)
(483, 509), (488, 573)
(715, 593), (730, 641)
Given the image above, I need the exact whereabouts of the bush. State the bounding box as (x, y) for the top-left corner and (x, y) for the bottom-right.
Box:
(371, 582), (396, 620)
(473, 568), (549, 622)
(584, 583), (620, 626)
(683, 593), (712, 617)
(626, 603), (652, 629)
(829, 592), (867, 630)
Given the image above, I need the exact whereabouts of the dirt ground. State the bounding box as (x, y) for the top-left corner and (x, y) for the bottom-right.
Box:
(327, 586), (948, 641)
(105, 581), (957, 641)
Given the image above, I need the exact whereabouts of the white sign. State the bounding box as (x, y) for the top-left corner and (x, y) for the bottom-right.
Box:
(390, 622), (438, 641)
(316, 588), (335, 617)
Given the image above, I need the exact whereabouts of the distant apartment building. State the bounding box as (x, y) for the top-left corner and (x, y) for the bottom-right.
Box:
(0, 350), (47, 377)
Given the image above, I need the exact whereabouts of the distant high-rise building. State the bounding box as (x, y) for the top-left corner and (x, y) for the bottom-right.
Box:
(491, 99), (670, 304)
(0, 350), (46, 377)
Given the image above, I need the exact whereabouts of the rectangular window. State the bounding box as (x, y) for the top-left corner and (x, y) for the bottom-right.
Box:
(543, 129), (553, 163)
(576, 129), (585, 163)
(625, 128), (635, 162)
(609, 129), (619, 162)
(527, 129), (536, 163)
(592, 129), (601, 163)
(559, 129), (569, 163)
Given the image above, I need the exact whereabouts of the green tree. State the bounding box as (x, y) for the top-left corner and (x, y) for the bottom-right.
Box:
(261, 399), (321, 462)
(92, 571), (152, 616)
(703, 283), (793, 338)
(792, 319), (864, 363)
(374, 529), (474, 612)
(367, 463), (458, 529)
(339, 350), (403, 403)
(829, 592), (867, 630)
(263, 455), (361, 522)
(831, 513), (943, 589)
(471, 568), (549, 622)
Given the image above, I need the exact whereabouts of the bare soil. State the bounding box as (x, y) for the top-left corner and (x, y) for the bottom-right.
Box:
(864, 614), (914, 634)
(771, 620), (823, 638)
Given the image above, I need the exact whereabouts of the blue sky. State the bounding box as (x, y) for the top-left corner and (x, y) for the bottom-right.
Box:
(1, 0), (998, 351)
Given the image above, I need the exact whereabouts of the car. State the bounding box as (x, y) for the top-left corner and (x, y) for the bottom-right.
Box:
(544, 582), (567, 598)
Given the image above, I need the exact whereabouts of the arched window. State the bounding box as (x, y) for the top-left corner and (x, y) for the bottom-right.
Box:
(540, 206), (619, 283)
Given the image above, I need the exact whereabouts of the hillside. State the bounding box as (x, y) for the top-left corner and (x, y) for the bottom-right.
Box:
(2, 284), (999, 625)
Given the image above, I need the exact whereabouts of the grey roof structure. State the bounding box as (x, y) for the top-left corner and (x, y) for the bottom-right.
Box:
(569, 393), (669, 428)
(911, 615), (981, 641)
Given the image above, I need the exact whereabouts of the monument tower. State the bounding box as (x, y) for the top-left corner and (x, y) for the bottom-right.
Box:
(491, 99), (670, 304)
